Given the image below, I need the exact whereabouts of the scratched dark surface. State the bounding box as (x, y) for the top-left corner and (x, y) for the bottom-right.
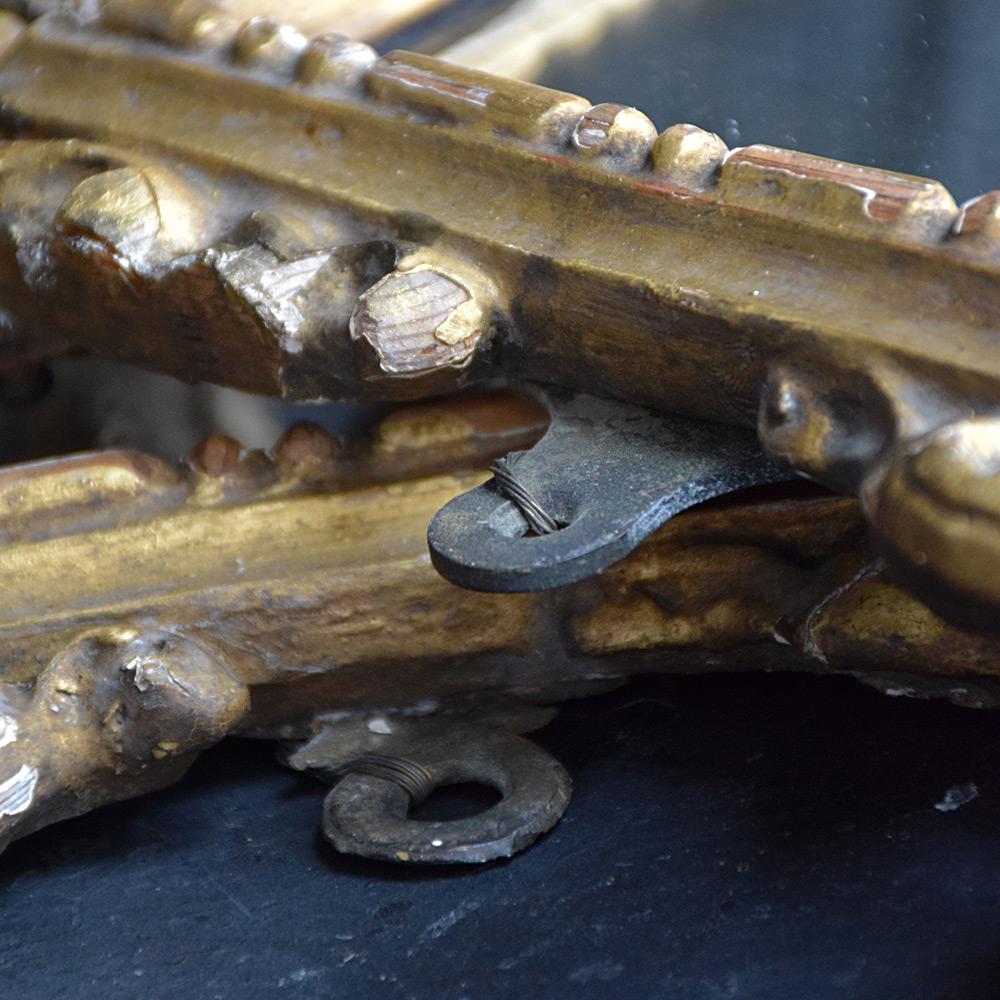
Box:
(8, 0), (1000, 998)
(4, 673), (1000, 1000)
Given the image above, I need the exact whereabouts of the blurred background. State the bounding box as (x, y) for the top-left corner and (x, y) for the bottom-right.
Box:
(538, 0), (997, 202)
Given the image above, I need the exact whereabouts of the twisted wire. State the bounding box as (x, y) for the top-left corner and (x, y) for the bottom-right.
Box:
(489, 457), (560, 535)
(339, 752), (435, 802)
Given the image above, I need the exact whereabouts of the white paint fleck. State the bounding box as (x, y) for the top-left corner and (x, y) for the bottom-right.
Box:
(122, 655), (148, 688)
(122, 655), (194, 697)
(935, 782), (980, 813)
(850, 183), (879, 219)
(431, 838), (443, 847)
(366, 717), (392, 735)
(0, 764), (38, 817)
(0, 715), (17, 749)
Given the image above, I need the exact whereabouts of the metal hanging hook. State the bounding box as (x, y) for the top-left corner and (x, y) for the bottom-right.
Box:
(284, 710), (572, 864)
(428, 387), (791, 592)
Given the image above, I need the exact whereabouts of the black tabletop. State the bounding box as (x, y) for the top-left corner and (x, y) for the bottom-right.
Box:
(5, 674), (1000, 1000)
